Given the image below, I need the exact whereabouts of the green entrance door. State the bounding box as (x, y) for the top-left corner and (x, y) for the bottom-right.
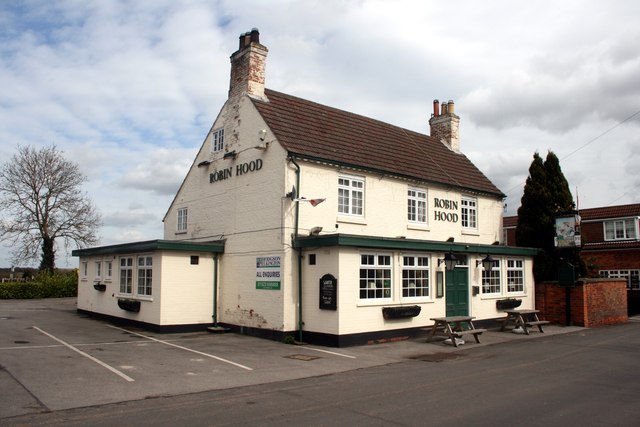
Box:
(445, 267), (469, 316)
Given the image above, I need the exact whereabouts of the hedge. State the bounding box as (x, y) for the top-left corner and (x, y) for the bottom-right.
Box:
(0, 271), (78, 299)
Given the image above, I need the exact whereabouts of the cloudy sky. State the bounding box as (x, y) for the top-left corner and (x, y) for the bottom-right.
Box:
(1, 0), (639, 268)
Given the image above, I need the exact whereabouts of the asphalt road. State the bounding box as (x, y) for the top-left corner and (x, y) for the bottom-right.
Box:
(4, 316), (639, 426)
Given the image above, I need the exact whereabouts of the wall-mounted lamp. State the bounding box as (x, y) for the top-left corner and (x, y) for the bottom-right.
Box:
(476, 254), (496, 271)
(197, 160), (211, 168)
(223, 151), (237, 160)
(258, 129), (267, 141)
(438, 252), (458, 271)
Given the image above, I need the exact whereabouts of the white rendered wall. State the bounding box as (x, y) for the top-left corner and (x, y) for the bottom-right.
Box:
(164, 95), (296, 332)
(157, 252), (215, 325)
(469, 257), (536, 319)
(294, 161), (505, 245)
(301, 249), (535, 335)
(77, 253), (162, 324)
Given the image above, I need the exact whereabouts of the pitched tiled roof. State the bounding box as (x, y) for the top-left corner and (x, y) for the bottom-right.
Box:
(252, 89), (504, 197)
(578, 203), (640, 221)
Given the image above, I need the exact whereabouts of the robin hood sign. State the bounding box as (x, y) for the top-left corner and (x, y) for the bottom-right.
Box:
(210, 159), (263, 184)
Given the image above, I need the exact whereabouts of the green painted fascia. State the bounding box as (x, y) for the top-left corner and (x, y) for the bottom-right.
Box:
(295, 234), (538, 256)
(72, 239), (225, 257)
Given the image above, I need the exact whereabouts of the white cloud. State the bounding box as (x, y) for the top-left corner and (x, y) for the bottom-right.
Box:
(118, 147), (194, 196)
(1, 0), (639, 267)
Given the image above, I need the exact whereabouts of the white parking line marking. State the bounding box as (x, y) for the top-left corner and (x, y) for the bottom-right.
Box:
(301, 346), (357, 359)
(33, 326), (135, 382)
(0, 344), (62, 350)
(107, 325), (253, 371)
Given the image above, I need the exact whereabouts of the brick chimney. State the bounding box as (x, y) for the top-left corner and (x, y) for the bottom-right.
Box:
(429, 99), (460, 153)
(229, 28), (268, 100)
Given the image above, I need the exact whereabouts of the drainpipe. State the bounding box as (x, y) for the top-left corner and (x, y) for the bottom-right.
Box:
(290, 157), (303, 343)
(208, 253), (226, 333)
(213, 253), (219, 326)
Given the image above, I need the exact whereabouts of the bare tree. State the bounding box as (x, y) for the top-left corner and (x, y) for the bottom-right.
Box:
(0, 145), (101, 272)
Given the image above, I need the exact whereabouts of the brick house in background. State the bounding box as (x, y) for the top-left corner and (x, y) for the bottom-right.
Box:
(504, 202), (640, 315)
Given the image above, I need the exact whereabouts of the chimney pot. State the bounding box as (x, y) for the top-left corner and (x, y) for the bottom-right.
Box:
(433, 99), (440, 117)
(447, 100), (455, 114)
(441, 102), (448, 115)
(250, 28), (260, 44)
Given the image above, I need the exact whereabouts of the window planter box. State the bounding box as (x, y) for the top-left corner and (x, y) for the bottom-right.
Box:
(382, 305), (421, 319)
(117, 298), (141, 312)
(496, 298), (522, 310)
(93, 283), (106, 291)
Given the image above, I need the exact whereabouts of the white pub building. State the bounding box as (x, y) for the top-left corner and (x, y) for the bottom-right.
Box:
(74, 29), (537, 346)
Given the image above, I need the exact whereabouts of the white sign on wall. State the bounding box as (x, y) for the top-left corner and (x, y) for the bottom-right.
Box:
(256, 255), (281, 290)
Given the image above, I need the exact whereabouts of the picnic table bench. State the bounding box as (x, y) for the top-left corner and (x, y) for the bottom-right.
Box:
(426, 316), (487, 347)
(497, 309), (550, 335)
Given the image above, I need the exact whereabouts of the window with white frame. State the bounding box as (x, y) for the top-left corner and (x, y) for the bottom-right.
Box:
(211, 127), (224, 152)
(599, 269), (640, 290)
(359, 254), (391, 299)
(105, 261), (113, 281)
(506, 259), (524, 293)
(95, 261), (102, 280)
(137, 256), (153, 296)
(407, 188), (427, 223)
(482, 258), (501, 294)
(402, 255), (430, 298)
(119, 257), (133, 294)
(81, 261), (88, 279)
(604, 219), (637, 241)
(177, 207), (188, 232)
(461, 196), (477, 229)
(338, 176), (364, 216)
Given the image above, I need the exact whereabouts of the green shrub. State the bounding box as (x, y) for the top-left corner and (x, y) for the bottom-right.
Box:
(282, 335), (296, 345)
(0, 270), (78, 299)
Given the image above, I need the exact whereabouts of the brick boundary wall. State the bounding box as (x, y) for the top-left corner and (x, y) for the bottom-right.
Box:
(535, 279), (628, 327)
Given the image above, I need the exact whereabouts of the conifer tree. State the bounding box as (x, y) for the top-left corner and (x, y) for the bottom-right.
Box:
(516, 151), (578, 281)
(544, 151), (574, 213)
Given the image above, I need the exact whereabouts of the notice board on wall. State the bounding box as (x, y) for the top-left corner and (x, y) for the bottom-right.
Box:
(319, 274), (337, 310)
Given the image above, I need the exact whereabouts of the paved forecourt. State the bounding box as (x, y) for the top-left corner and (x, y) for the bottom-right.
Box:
(0, 298), (582, 419)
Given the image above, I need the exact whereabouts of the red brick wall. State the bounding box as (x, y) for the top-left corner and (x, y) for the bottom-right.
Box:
(582, 249), (640, 272)
(536, 279), (628, 327)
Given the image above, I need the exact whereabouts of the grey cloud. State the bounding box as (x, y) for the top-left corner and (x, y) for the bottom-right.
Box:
(102, 210), (158, 228)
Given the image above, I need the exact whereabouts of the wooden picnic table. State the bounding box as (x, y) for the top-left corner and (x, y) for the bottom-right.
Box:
(498, 309), (550, 335)
(426, 316), (487, 347)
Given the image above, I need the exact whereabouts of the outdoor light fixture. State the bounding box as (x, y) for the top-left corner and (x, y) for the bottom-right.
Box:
(223, 150), (237, 160)
(476, 254), (495, 272)
(438, 252), (458, 271)
(197, 160), (212, 167)
(309, 226), (323, 236)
